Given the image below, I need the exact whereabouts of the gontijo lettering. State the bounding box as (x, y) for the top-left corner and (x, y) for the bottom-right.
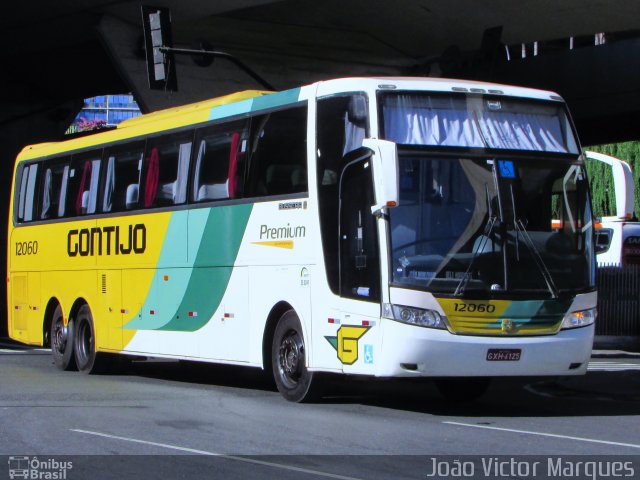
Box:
(67, 224), (146, 256)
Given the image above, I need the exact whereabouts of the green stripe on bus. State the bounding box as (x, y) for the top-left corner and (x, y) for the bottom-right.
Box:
(124, 204), (252, 331)
(158, 203), (252, 331)
(208, 88), (301, 121)
(250, 88), (301, 111)
(486, 298), (572, 329)
(209, 99), (253, 121)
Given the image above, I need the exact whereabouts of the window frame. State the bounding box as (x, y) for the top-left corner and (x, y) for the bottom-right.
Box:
(12, 99), (312, 226)
(101, 141), (146, 214)
(142, 130), (194, 209)
(244, 103), (309, 199)
(191, 119), (249, 204)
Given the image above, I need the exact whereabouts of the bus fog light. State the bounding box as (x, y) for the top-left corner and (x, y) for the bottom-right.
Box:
(383, 304), (447, 329)
(561, 308), (596, 329)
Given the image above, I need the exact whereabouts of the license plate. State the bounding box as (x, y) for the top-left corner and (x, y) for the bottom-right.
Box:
(486, 348), (521, 361)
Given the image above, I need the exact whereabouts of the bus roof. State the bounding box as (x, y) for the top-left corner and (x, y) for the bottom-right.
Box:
(15, 77), (565, 162)
(16, 89), (270, 161)
(316, 76), (564, 102)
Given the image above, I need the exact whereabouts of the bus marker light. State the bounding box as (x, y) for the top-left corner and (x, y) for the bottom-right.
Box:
(188, 311), (198, 317)
(328, 318), (341, 325)
(121, 309), (129, 314)
(163, 275), (169, 281)
(150, 310), (156, 315)
(224, 313), (234, 318)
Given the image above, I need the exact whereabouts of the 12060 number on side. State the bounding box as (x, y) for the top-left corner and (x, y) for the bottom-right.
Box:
(15, 241), (38, 256)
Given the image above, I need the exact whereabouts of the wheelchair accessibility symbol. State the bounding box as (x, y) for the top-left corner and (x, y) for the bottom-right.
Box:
(364, 344), (374, 364)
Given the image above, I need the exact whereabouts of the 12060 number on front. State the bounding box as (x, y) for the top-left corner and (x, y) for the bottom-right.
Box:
(453, 303), (496, 313)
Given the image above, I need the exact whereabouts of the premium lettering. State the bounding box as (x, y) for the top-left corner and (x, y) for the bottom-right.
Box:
(67, 224), (146, 257)
(259, 223), (306, 240)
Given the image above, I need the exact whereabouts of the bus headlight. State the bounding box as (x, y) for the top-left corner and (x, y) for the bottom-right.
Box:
(561, 308), (596, 329)
(383, 304), (447, 329)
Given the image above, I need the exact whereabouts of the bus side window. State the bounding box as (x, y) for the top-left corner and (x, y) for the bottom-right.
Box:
(67, 152), (101, 216)
(103, 143), (145, 212)
(192, 120), (248, 202)
(144, 132), (193, 208)
(246, 105), (307, 197)
(40, 160), (69, 219)
(16, 163), (39, 223)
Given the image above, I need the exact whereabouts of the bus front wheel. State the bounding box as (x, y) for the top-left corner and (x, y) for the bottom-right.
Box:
(271, 310), (321, 402)
(73, 304), (110, 374)
(51, 305), (76, 371)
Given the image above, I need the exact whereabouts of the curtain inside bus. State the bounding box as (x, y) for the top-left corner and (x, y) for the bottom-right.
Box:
(381, 94), (578, 153)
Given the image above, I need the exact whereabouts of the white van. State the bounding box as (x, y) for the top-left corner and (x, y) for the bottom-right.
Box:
(587, 151), (640, 266)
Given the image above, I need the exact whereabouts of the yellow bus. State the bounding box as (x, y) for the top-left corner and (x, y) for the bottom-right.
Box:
(8, 77), (597, 402)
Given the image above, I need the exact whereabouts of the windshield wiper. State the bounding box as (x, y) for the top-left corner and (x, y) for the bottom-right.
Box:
(454, 183), (497, 296)
(509, 185), (559, 299)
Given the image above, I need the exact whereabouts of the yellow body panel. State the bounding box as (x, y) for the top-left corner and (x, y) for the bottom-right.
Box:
(6, 89), (271, 348)
(8, 211), (172, 349)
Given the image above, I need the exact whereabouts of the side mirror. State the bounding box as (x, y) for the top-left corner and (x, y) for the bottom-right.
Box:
(585, 151), (635, 220)
(362, 139), (399, 215)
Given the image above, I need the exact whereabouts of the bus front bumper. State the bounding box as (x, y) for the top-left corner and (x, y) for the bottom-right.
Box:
(375, 319), (594, 377)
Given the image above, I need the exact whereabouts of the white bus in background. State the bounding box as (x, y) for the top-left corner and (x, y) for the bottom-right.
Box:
(587, 151), (640, 266)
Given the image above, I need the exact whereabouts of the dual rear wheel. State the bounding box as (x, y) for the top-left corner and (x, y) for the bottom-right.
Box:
(51, 305), (75, 371)
(50, 303), (109, 374)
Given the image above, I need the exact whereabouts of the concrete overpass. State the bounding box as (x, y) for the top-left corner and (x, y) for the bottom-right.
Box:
(2, 0), (640, 335)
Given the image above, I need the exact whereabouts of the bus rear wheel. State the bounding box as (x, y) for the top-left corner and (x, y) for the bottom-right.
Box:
(51, 305), (76, 371)
(73, 305), (110, 374)
(272, 310), (321, 402)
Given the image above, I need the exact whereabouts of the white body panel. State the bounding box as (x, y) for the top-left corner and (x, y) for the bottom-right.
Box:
(597, 220), (640, 266)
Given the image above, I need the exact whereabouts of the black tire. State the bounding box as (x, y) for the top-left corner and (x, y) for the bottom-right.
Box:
(51, 305), (76, 371)
(435, 377), (491, 403)
(73, 304), (111, 374)
(272, 310), (322, 402)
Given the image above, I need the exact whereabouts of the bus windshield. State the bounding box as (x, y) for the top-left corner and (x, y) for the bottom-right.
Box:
(380, 91), (592, 297)
(388, 153), (595, 297)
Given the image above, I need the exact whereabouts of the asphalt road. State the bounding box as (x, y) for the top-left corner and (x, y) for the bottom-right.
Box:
(1, 341), (640, 479)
